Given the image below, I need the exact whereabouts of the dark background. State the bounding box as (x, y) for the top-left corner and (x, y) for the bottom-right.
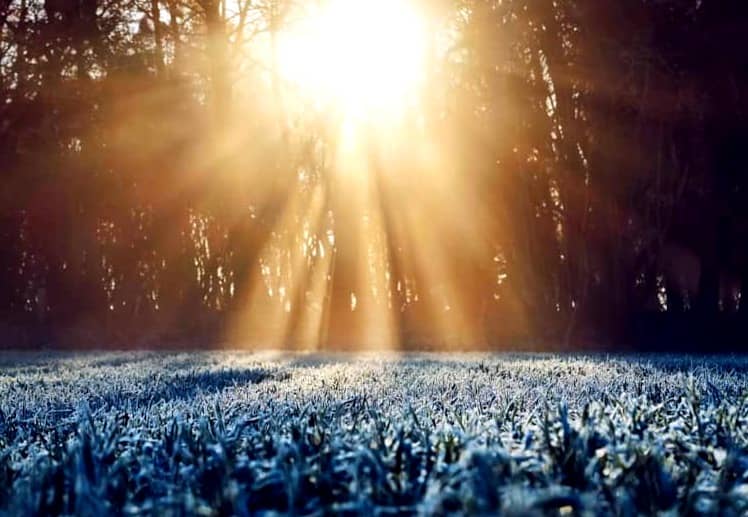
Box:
(1, 0), (747, 350)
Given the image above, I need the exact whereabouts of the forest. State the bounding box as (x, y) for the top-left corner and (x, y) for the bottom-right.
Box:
(1, 0), (747, 350)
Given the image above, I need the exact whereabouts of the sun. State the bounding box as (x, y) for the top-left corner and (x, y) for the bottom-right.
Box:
(276, 0), (428, 120)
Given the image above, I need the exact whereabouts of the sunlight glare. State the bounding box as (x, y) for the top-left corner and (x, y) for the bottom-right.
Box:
(276, 0), (427, 119)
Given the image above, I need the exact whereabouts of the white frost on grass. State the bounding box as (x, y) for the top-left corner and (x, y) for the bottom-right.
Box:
(1, 351), (748, 515)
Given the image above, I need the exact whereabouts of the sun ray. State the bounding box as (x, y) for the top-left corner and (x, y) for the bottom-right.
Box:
(227, 181), (326, 347)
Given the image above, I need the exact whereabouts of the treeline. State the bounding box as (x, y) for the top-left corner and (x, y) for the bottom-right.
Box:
(1, 0), (747, 349)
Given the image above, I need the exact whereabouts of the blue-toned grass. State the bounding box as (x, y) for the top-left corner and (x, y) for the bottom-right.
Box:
(1, 351), (748, 515)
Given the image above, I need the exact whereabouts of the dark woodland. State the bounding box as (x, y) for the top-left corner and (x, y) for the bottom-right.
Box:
(1, 0), (748, 350)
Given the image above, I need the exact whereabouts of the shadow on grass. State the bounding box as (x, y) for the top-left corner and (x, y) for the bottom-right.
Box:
(99, 367), (292, 408)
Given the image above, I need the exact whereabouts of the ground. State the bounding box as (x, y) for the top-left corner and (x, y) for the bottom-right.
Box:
(1, 351), (748, 515)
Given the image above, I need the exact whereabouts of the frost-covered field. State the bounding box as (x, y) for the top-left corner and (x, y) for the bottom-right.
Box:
(2, 352), (748, 515)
